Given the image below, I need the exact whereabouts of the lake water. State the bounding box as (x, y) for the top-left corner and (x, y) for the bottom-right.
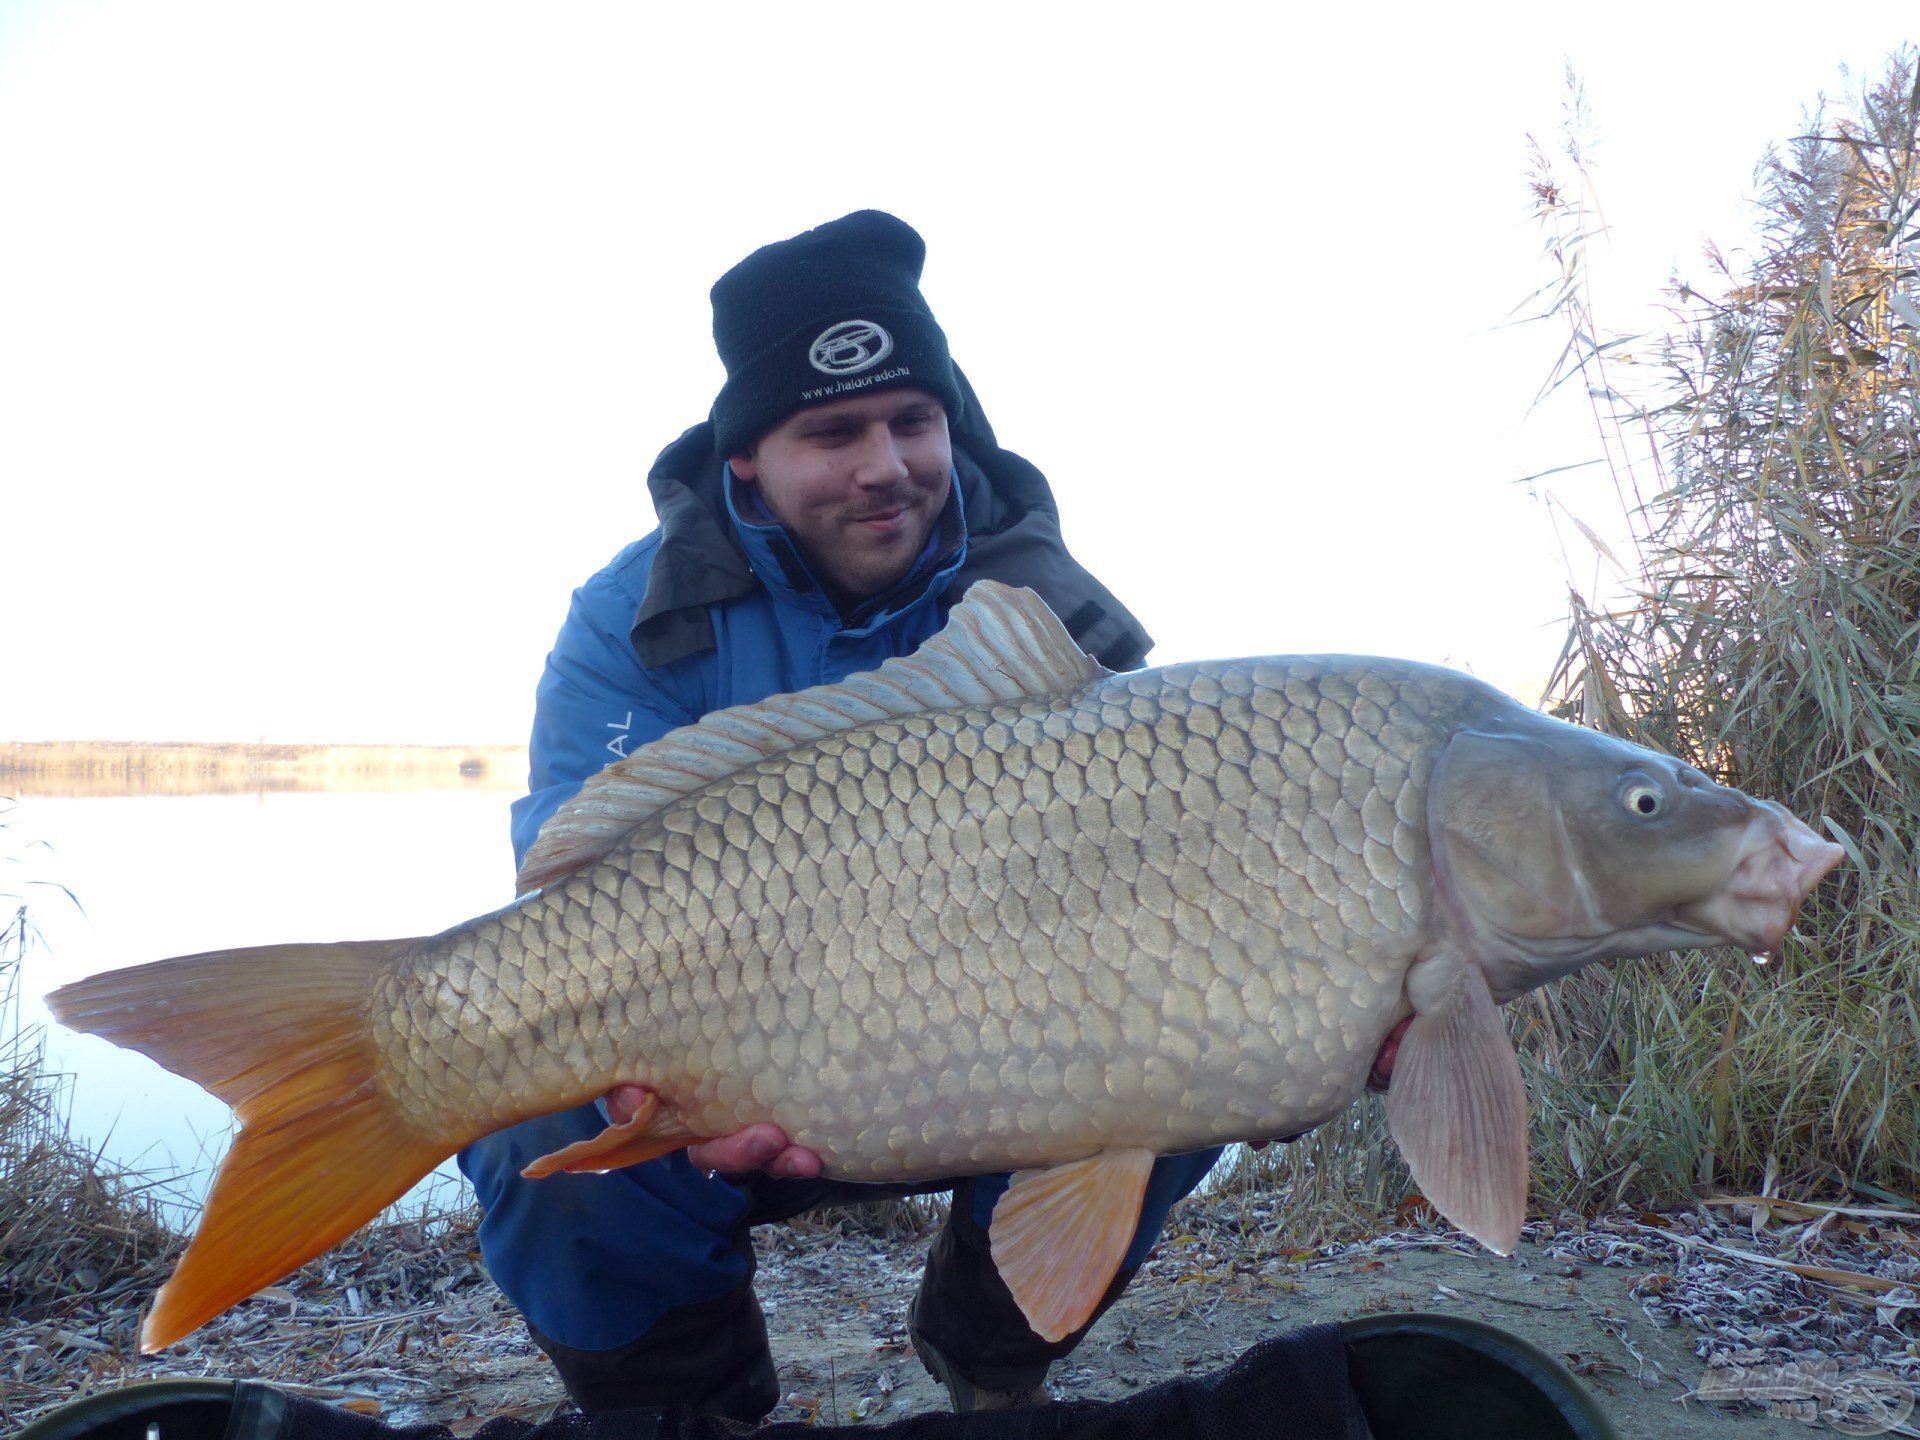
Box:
(7, 787), (519, 1213)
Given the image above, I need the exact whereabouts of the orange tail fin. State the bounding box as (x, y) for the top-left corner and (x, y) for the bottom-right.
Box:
(49, 937), (450, 1351)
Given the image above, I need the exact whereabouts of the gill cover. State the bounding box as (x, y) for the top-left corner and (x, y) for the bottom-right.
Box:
(1422, 728), (1605, 948)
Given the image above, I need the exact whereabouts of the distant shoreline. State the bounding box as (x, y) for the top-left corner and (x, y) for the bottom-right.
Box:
(0, 740), (526, 797)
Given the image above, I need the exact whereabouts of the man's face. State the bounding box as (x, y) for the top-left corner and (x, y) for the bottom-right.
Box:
(731, 388), (952, 602)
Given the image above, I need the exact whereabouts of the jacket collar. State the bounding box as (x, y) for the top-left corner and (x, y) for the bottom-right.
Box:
(630, 370), (1153, 671)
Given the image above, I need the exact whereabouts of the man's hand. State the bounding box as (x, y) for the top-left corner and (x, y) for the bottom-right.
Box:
(605, 1084), (823, 1180)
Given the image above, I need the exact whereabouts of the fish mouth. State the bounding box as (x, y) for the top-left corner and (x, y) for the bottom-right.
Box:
(1675, 804), (1846, 956)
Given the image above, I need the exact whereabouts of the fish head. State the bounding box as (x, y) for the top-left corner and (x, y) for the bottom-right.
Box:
(1427, 719), (1844, 992)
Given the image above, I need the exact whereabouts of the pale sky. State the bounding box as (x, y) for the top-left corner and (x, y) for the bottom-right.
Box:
(0, 2), (1911, 745)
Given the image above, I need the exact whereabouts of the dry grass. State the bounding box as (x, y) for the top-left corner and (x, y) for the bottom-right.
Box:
(0, 825), (184, 1309)
(0, 886), (179, 1425)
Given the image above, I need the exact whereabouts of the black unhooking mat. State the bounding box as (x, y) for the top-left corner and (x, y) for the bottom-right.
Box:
(20, 1315), (1621, 1440)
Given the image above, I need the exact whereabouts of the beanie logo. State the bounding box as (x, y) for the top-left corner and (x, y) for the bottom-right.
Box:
(809, 319), (894, 376)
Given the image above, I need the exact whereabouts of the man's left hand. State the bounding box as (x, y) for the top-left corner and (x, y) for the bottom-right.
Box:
(605, 1084), (824, 1180)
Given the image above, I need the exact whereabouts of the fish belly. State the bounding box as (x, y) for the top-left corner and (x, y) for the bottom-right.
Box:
(376, 660), (1470, 1177)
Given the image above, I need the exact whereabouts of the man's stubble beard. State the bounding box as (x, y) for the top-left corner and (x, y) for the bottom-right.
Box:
(821, 480), (944, 601)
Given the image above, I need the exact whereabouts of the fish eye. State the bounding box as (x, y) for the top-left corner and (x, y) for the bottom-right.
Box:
(1621, 782), (1664, 818)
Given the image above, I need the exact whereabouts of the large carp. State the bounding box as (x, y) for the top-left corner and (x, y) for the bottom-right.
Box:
(52, 583), (1842, 1351)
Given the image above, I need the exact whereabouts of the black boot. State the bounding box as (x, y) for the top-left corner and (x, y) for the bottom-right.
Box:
(905, 1177), (1148, 1412)
(908, 1290), (1052, 1412)
(527, 1278), (779, 1421)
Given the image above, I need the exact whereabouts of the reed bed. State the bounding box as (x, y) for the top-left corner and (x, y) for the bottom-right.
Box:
(1520, 49), (1920, 1214)
(1236, 51), (1920, 1229)
(0, 741), (525, 798)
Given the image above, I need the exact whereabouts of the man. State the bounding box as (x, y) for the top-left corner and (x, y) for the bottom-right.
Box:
(460, 211), (1223, 1421)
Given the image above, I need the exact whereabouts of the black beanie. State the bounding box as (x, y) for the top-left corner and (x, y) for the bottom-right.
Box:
(709, 210), (965, 457)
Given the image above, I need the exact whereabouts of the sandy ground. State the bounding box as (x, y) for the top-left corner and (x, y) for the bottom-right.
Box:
(341, 1214), (1917, 1438)
(10, 1203), (1917, 1437)
(737, 1220), (1915, 1439)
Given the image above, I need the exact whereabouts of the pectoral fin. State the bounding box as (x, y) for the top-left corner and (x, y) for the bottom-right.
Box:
(989, 1147), (1156, 1343)
(1385, 958), (1527, 1254)
(520, 1093), (701, 1179)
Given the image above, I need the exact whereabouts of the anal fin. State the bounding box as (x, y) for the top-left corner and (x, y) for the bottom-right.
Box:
(989, 1147), (1156, 1343)
(520, 1093), (701, 1179)
(1385, 956), (1528, 1254)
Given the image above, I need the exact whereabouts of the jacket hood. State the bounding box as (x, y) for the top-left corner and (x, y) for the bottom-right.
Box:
(631, 366), (1153, 671)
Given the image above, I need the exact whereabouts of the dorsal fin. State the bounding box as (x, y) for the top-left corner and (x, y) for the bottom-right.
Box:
(515, 581), (1108, 893)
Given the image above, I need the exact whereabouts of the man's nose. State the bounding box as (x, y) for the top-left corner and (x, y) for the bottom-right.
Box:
(849, 425), (910, 485)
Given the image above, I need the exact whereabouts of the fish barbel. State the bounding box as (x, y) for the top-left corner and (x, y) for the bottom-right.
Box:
(50, 583), (1844, 1351)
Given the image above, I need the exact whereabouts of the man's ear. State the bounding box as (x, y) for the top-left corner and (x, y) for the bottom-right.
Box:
(729, 451), (759, 482)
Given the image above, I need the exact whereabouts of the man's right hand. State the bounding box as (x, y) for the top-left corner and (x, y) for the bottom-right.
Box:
(605, 1084), (824, 1180)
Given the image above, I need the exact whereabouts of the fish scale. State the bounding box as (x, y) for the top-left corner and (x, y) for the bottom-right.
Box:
(368, 657), (1477, 1177)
